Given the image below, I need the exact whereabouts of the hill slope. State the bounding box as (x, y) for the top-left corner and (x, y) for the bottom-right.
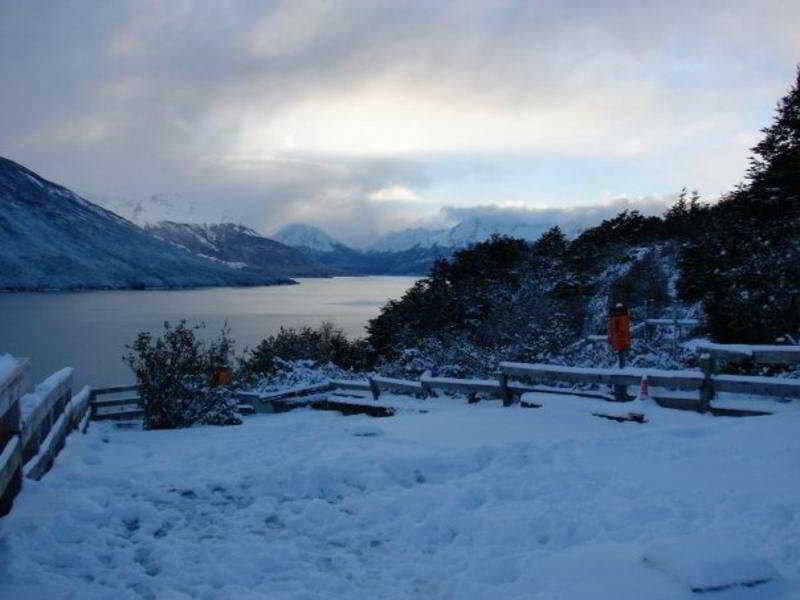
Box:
(145, 222), (339, 278)
(0, 157), (292, 291)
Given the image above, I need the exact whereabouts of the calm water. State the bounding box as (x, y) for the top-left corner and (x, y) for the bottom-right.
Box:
(0, 277), (418, 389)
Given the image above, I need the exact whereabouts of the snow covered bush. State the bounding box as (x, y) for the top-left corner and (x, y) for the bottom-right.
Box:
(246, 358), (355, 394)
(239, 321), (374, 376)
(124, 320), (242, 430)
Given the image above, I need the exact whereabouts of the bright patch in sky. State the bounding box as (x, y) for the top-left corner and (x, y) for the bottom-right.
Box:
(1, 1), (799, 243)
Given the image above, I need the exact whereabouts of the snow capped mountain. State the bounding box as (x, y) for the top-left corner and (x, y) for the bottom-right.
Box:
(366, 227), (451, 252)
(273, 223), (340, 253)
(0, 157), (292, 291)
(146, 222), (338, 277)
(367, 216), (585, 252)
(273, 222), (451, 275)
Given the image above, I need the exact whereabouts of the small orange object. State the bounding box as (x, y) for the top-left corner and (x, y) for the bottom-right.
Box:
(608, 304), (631, 352)
(210, 367), (232, 387)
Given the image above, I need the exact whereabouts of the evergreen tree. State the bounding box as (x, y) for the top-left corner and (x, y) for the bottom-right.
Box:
(746, 66), (800, 199)
(678, 66), (800, 342)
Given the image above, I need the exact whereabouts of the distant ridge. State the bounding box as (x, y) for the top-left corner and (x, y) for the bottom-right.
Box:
(274, 223), (452, 276)
(273, 223), (340, 253)
(0, 157), (293, 291)
(146, 221), (339, 278)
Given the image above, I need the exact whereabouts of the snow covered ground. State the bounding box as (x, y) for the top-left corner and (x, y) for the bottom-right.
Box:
(1, 394), (799, 599)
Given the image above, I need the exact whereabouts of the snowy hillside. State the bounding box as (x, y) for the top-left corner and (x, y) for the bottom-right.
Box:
(0, 157), (293, 291)
(146, 221), (339, 278)
(273, 223), (340, 253)
(1, 396), (798, 598)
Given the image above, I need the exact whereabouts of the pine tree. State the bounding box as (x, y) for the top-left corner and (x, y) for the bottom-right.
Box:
(746, 66), (800, 199)
(678, 65), (800, 342)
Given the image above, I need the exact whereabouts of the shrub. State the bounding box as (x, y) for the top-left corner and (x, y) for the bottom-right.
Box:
(124, 320), (242, 430)
(239, 321), (375, 376)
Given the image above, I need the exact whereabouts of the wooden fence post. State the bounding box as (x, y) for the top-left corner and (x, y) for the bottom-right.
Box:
(368, 378), (380, 401)
(0, 399), (22, 517)
(498, 372), (514, 407)
(699, 353), (715, 413)
(1, 359), (30, 517)
(419, 371), (432, 399)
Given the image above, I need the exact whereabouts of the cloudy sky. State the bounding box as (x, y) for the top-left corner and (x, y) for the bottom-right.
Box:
(2, 1), (799, 245)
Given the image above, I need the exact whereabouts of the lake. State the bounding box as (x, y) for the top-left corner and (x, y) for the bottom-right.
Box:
(0, 276), (418, 389)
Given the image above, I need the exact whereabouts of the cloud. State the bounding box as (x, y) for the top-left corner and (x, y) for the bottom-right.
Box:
(437, 195), (677, 236)
(1, 1), (799, 247)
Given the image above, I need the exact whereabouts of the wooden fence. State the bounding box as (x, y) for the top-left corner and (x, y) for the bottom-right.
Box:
(0, 359), (31, 516)
(87, 385), (142, 423)
(5, 341), (798, 516)
(694, 343), (800, 366)
(325, 355), (800, 415)
(0, 360), (94, 516)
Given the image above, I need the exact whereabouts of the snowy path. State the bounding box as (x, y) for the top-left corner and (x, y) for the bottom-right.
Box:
(1, 395), (799, 599)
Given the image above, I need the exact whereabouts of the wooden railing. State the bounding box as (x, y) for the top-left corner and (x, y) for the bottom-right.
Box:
(1, 360), (94, 516)
(5, 342), (798, 517)
(694, 343), (800, 365)
(326, 358), (800, 415)
(87, 385), (142, 423)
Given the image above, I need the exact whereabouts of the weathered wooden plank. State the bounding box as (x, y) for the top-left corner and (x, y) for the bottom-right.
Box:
(372, 376), (424, 394)
(330, 379), (372, 392)
(91, 384), (140, 395)
(751, 348), (800, 364)
(92, 409), (145, 421)
(500, 362), (705, 391)
(24, 404), (70, 481)
(695, 344), (800, 365)
(70, 387), (92, 433)
(645, 372), (705, 391)
(0, 435), (21, 501)
(24, 387), (92, 481)
(0, 358), (31, 420)
(509, 383), (615, 402)
(91, 397), (142, 409)
(712, 375), (800, 398)
(20, 369), (74, 460)
(500, 362), (642, 386)
(421, 376), (501, 394)
(0, 360), (26, 517)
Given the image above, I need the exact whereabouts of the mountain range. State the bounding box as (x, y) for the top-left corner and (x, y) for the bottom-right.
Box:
(272, 224), (453, 275)
(1, 154), (617, 290)
(145, 222), (338, 278)
(0, 157), (298, 291)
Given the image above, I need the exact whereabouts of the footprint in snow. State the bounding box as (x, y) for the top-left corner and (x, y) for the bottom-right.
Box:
(349, 425), (384, 437)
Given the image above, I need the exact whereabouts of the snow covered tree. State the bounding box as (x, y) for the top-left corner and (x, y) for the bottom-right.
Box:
(125, 321), (242, 429)
(746, 66), (800, 199)
(678, 66), (800, 342)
